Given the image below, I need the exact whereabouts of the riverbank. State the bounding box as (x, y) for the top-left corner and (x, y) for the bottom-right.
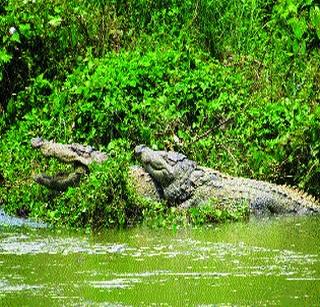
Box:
(1, 1), (319, 228)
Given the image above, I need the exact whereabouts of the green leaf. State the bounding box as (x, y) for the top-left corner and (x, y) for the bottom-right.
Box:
(288, 17), (307, 39)
(19, 24), (31, 38)
(10, 31), (20, 43)
(310, 6), (320, 39)
(300, 40), (306, 55)
(48, 16), (62, 27)
(289, 2), (298, 12)
(0, 49), (12, 64)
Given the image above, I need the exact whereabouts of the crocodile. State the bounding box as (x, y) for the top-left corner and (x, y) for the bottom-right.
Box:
(31, 137), (107, 191)
(135, 145), (320, 216)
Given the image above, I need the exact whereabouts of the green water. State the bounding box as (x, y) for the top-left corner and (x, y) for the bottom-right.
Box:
(1, 216), (320, 306)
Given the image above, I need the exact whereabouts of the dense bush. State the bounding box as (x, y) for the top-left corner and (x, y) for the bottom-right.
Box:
(0, 0), (195, 127)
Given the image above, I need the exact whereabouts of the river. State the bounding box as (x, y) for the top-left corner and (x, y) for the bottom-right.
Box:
(0, 211), (319, 306)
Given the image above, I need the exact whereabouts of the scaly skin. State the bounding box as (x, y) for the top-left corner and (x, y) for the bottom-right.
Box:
(129, 166), (162, 202)
(135, 145), (320, 216)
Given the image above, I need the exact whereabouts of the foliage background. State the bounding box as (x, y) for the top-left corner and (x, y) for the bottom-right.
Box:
(1, 0), (319, 228)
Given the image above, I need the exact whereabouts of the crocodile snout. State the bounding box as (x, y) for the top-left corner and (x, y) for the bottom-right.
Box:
(31, 137), (44, 148)
(135, 145), (156, 164)
(134, 145), (147, 157)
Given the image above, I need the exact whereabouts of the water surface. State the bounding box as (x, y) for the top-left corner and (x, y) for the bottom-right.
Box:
(1, 216), (319, 306)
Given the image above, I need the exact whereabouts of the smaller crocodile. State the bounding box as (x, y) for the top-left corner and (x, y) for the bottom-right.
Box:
(135, 145), (320, 216)
(31, 138), (107, 191)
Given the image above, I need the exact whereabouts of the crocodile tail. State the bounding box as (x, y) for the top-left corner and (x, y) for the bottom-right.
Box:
(281, 184), (320, 213)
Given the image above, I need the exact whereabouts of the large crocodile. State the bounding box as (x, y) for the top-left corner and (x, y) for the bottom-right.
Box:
(135, 145), (320, 216)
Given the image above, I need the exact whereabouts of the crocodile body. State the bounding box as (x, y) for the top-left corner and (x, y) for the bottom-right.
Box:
(135, 145), (320, 216)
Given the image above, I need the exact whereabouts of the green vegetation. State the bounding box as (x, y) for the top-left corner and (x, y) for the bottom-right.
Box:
(1, 0), (319, 229)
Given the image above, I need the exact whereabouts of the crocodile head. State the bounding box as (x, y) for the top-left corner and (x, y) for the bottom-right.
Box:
(135, 145), (198, 203)
(135, 145), (184, 186)
(31, 137), (44, 148)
